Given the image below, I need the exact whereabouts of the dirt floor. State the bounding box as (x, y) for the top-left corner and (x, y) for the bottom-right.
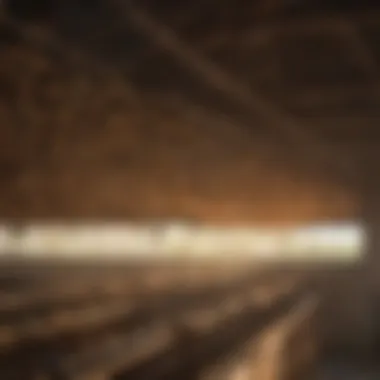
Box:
(1, 258), (377, 380)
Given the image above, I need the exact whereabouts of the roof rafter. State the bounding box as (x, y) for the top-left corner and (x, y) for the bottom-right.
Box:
(120, 1), (355, 181)
(251, 8), (380, 36)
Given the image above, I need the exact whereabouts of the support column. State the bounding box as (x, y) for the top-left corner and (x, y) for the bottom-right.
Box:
(360, 186), (380, 352)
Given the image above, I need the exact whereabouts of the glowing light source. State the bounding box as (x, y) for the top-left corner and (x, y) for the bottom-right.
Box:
(0, 221), (364, 262)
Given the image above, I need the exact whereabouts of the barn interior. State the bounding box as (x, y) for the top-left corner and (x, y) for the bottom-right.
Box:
(0, 0), (380, 379)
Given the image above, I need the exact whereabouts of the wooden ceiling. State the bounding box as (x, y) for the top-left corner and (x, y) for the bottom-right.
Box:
(1, 0), (378, 224)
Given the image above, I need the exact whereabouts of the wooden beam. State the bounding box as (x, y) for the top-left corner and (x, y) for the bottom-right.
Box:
(275, 83), (378, 108)
(333, 20), (380, 176)
(161, 9), (380, 53)
(336, 21), (380, 86)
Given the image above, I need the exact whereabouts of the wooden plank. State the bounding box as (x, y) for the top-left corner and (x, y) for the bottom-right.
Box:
(0, 299), (135, 350)
(197, 294), (318, 380)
